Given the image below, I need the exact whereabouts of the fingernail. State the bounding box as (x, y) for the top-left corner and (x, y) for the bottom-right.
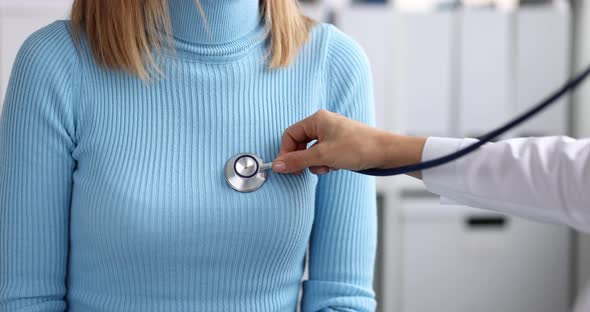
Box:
(318, 167), (330, 175)
(273, 161), (287, 173)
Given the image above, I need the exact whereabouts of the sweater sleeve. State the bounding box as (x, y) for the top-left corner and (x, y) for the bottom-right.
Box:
(301, 26), (378, 312)
(0, 21), (78, 312)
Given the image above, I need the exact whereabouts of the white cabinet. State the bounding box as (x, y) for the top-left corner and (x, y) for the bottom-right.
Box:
(457, 7), (572, 138)
(515, 6), (571, 136)
(395, 11), (455, 137)
(337, 6), (572, 139)
(458, 10), (515, 138)
(400, 197), (571, 312)
(0, 1), (71, 106)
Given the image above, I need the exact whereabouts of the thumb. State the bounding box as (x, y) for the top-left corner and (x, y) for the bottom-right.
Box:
(273, 147), (326, 174)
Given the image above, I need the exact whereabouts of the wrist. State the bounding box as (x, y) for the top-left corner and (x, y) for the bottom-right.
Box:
(378, 133), (427, 169)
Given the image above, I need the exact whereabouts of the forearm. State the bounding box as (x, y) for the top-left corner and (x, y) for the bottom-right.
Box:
(378, 133), (427, 179)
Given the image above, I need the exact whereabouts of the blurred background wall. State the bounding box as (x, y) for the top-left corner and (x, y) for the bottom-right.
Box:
(573, 0), (590, 300)
(574, 1), (590, 138)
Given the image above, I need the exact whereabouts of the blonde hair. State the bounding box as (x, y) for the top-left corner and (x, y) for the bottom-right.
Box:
(71, 0), (315, 79)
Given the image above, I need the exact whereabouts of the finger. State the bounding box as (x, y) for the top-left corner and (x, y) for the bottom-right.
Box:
(279, 112), (322, 155)
(277, 142), (308, 159)
(310, 166), (330, 175)
(273, 146), (326, 173)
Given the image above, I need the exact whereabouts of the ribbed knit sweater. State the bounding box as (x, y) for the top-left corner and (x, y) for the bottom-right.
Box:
(0, 0), (377, 311)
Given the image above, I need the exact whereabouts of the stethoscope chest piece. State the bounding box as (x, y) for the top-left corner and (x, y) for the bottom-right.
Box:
(224, 153), (270, 193)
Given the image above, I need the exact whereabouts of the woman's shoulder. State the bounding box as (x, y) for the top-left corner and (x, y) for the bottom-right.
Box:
(8, 20), (82, 122)
(18, 20), (78, 60)
(306, 23), (373, 119)
(311, 23), (366, 55)
(307, 23), (371, 76)
(14, 20), (80, 80)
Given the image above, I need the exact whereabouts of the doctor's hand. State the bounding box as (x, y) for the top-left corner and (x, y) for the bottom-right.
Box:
(272, 109), (427, 177)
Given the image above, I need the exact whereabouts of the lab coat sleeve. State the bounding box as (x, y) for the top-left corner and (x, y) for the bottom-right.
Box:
(0, 22), (78, 311)
(422, 136), (590, 232)
(301, 25), (377, 312)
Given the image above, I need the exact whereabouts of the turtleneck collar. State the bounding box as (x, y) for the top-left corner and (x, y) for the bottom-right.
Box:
(168, 0), (261, 45)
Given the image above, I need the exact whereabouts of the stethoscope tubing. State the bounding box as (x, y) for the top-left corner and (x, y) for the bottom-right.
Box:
(357, 64), (590, 177)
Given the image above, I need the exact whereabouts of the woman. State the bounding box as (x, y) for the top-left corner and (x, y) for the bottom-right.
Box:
(0, 1), (377, 311)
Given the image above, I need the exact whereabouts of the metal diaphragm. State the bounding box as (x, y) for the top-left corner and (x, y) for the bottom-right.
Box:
(224, 153), (268, 193)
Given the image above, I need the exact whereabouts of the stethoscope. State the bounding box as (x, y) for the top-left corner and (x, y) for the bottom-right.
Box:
(224, 153), (273, 192)
(225, 65), (590, 193)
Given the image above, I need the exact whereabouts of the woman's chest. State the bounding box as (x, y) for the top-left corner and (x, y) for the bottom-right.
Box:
(69, 67), (324, 254)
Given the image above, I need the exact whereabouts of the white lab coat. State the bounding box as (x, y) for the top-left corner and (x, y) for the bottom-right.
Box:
(422, 136), (590, 232)
(421, 136), (590, 312)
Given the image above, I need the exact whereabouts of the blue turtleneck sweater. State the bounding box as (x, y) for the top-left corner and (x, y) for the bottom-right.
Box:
(0, 1), (377, 311)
